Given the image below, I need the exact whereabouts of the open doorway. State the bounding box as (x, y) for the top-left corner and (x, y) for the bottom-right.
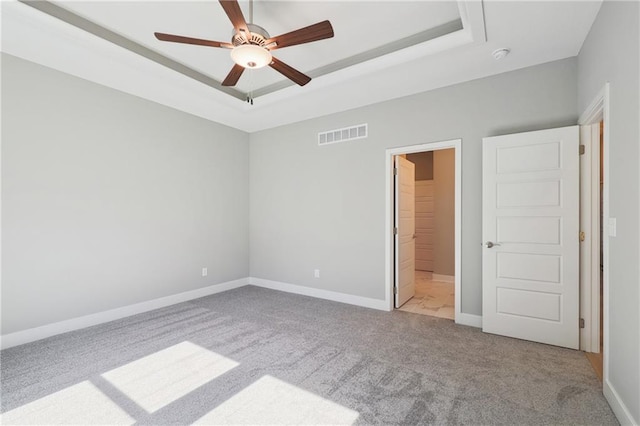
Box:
(384, 140), (461, 322)
(395, 150), (456, 319)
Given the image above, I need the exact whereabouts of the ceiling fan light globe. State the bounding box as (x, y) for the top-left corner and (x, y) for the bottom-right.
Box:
(230, 45), (272, 69)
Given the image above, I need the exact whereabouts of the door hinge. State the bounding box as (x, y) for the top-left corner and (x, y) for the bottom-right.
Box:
(579, 231), (586, 242)
(394, 286), (398, 295)
(579, 145), (585, 155)
(579, 318), (585, 328)
(393, 227), (398, 235)
(393, 167), (398, 175)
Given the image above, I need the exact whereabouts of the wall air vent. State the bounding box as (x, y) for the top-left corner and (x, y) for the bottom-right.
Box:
(318, 123), (368, 146)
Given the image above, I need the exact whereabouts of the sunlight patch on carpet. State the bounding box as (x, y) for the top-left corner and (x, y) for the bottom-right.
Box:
(0, 380), (134, 425)
(194, 375), (359, 425)
(102, 341), (238, 413)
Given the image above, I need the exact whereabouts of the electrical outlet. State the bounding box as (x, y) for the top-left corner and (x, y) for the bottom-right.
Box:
(202, 267), (208, 277)
(314, 269), (320, 278)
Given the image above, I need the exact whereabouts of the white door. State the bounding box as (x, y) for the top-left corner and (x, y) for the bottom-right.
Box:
(395, 156), (415, 307)
(415, 181), (434, 271)
(482, 126), (580, 349)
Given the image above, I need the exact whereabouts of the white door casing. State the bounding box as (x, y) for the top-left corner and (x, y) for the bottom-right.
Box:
(395, 156), (416, 307)
(415, 181), (434, 271)
(482, 126), (580, 349)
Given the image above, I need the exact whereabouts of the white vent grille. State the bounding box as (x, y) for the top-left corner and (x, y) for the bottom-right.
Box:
(318, 124), (368, 146)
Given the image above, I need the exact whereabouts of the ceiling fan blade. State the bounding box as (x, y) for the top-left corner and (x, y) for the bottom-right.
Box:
(265, 20), (334, 51)
(219, 0), (251, 41)
(154, 32), (233, 49)
(221, 64), (245, 86)
(269, 57), (311, 86)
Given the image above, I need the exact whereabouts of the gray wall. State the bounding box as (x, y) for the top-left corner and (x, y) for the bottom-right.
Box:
(433, 149), (455, 276)
(578, 1), (639, 421)
(1, 54), (250, 335)
(250, 58), (577, 312)
(406, 151), (433, 180)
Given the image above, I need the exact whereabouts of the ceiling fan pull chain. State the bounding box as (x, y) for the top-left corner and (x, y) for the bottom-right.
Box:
(246, 69), (255, 105)
(250, 73), (254, 105)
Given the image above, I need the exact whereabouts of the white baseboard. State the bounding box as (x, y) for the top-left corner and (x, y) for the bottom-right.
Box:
(432, 274), (455, 283)
(249, 277), (388, 311)
(604, 378), (638, 425)
(0, 278), (249, 350)
(456, 312), (482, 328)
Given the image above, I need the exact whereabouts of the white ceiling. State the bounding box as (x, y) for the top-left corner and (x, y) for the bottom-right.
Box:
(1, 0), (602, 133)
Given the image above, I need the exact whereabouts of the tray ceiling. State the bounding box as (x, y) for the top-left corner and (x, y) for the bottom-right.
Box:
(56, 1), (462, 96)
(1, 1), (602, 132)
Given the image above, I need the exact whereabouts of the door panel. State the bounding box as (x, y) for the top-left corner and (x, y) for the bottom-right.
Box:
(497, 252), (561, 283)
(497, 217), (561, 244)
(496, 141), (561, 173)
(497, 288), (561, 321)
(395, 156), (415, 307)
(496, 181), (560, 207)
(482, 126), (579, 349)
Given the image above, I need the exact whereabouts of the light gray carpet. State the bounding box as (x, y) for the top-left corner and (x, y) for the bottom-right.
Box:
(1, 285), (618, 425)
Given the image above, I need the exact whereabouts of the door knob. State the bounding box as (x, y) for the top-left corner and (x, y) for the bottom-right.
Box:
(485, 241), (500, 248)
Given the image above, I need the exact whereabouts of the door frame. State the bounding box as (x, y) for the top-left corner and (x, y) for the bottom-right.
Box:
(578, 84), (610, 363)
(579, 123), (601, 353)
(384, 139), (462, 321)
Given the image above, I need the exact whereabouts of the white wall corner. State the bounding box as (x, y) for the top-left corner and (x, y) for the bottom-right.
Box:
(603, 379), (639, 426)
(0, 277), (249, 350)
(456, 313), (482, 328)
(248, 277), (390, 311)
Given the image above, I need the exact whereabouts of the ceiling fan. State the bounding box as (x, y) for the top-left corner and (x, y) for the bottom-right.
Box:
(154, 0), (334, 88)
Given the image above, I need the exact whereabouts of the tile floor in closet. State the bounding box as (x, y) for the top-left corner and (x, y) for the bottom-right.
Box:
(398, 270), (455, 320)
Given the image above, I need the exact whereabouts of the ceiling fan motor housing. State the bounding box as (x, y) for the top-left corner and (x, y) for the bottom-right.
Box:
(232, 23), (271, 46)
